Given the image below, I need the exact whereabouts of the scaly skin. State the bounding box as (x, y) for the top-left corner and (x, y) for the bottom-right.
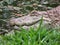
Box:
(9, 6), (60, 30)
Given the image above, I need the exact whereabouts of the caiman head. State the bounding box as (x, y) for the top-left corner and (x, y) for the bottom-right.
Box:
(9, 10), (51, 30)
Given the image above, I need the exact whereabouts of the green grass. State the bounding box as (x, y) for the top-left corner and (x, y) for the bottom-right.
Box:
(0, 26), (60, 45)
(0, 19), (60, 45)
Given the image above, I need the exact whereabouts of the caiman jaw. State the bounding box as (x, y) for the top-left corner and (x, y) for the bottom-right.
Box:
(9, 15), (51, 26)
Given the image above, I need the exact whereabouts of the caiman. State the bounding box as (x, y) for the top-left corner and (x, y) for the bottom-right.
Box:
(9, 6), (60, 30)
